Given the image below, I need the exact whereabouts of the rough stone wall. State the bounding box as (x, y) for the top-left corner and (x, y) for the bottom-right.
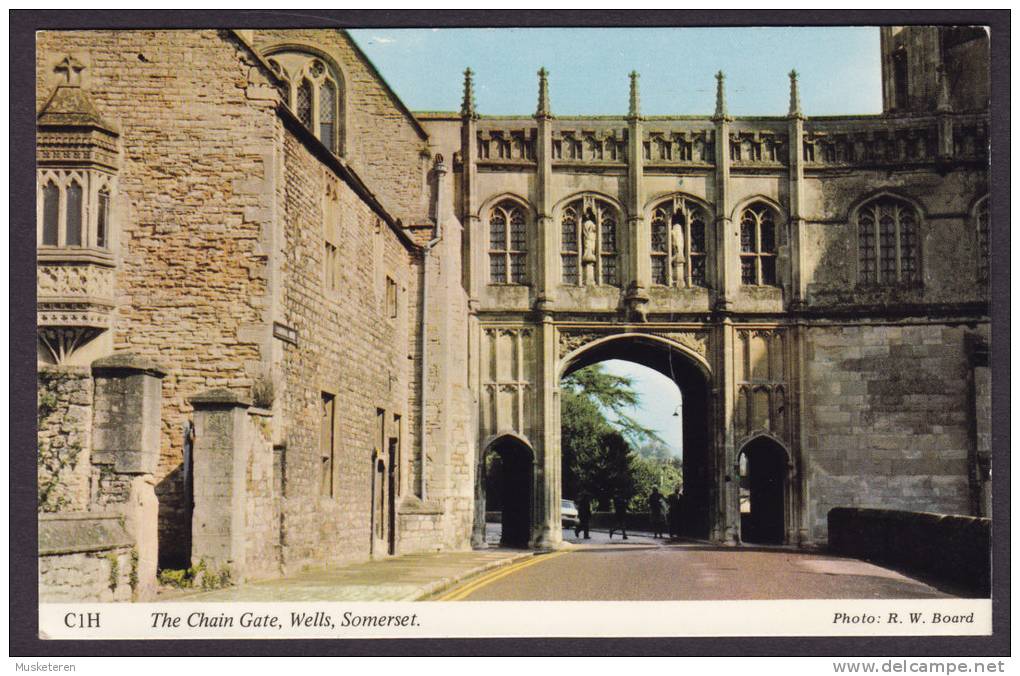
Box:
(277, 129), (415, 569)
(245, 410), (281, 578)
(37, 30), (281, 567)
(250, 29), (430, 222)
(803, 323), (981, 540)
(39, 547), (134, 603)
(38, 367), (94, 513)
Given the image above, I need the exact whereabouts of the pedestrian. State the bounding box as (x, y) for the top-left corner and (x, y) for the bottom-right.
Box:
(667, 485), (683, 539)
(608, 493), (629, 540)
(648, 487), (665, 538)
(574, 491), (591, 539)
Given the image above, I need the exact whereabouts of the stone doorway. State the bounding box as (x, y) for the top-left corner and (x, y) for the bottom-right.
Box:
(738, 436), (787, 544)
(483, 435), (534, 548)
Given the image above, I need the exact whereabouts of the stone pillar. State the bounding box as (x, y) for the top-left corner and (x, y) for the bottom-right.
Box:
(534, 67), (556, 311)
(189, 388), (251, 577)
(91, 353), (165, 600)
(625, 71), (649, 320)
(535, 312), (562, 549)
(712, 72), (735, 310)
(787, 70), (807, 307)
(716, 321), (739, 544)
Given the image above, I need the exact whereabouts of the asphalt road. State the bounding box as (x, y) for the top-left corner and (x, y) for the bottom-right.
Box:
(459, 527), (952, 601)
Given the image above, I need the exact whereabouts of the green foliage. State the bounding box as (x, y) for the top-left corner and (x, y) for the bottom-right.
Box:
(629, 454), (683, 512)
(129, 549), (139, 593)
(157, 559), (232, 591)
(561, 365), (663, 447)
(38, 390), (59, 421)
(106, 552), (120, 592)
(37, 439), (82, 513)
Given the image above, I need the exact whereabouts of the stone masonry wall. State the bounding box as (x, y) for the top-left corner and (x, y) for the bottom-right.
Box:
(245, 409), (281, 578)
(277, 129), (415, 569)
(37, 30), (282, 567)
(251, 29), (430, 222)
(38, 367), (94, 513)
(803, 322), (981, 540)
(39, 546), (134, 603)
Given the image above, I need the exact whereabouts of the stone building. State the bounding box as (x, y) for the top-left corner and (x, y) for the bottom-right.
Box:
(36, 26), (990, 600)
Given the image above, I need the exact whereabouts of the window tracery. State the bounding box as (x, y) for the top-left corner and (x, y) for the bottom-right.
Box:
(488, 201), (528, 284)
(560, 196), (619, 286)
(650, 196), (709, 288)
(856, 196), (920, 285)
(267, 51), (343, 155)
(739, 204), (779, 286)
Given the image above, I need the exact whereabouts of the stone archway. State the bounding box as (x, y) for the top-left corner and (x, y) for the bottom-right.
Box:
(737, 435), (789, 545)
(557, 333), (716, 541)
(481, 434), (535, 549)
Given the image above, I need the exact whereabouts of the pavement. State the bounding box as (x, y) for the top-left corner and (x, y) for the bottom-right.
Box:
(173, 548), (533, 602)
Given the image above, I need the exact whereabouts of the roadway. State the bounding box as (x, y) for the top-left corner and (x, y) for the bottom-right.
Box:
(443, 526), (953, 601)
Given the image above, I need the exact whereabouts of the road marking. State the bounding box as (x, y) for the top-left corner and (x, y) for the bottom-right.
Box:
(434, 551), (570, 601)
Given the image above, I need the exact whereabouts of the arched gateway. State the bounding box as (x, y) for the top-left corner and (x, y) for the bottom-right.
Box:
(470, 324), (803, 549)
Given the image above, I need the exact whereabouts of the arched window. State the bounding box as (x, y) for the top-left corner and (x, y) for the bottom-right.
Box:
(42, 181), (59, 246)
(650, 196), (709, 288)
(857, 196), (920, 285)
(560, 196), (619, 286)
(489, 201), (528, 284)
(267, 52), (343, 155)
(37, 172), (112, 251)
(739, 203), (778, 286)
(976, 197), (989, 285)
(65, 181), (83, 247)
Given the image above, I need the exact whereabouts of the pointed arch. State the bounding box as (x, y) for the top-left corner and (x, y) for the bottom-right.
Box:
(647, 193), (713, 288)
(851, 190), (924, 286)
(482, 195), (532, 285)
(262, 44), (347, 156)
(554, 192), (623, 287)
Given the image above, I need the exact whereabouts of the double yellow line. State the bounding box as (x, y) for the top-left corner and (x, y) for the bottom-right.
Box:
(433, 551), (570, 601)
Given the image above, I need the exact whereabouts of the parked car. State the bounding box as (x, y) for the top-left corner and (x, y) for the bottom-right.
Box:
(561, 499), (579, 529)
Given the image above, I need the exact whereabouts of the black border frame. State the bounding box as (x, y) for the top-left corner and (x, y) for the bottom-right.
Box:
(10, 8), (1010, 657)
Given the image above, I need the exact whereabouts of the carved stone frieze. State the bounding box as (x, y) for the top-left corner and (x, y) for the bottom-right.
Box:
(38, 262), (115, 299)
(650, 330), (710, 359)
(558, 327), (710, 360)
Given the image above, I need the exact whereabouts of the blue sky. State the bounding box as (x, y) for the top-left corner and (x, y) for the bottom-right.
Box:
(600, 360), (684, 458)
(349, 27), (883, 116)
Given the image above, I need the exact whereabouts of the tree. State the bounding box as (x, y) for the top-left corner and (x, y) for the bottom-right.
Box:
(561, 364), (662, 509)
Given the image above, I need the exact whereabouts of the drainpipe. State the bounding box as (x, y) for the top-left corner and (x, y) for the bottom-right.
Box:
(419, 154), (447, 501)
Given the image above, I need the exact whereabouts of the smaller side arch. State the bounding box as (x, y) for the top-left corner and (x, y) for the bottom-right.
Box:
(644, 190), (714, 215)
(846, 188), (928, 223)
(552, 190), (627, 219)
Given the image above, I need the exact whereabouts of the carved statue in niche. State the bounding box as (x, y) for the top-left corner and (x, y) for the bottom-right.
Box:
(582, 214), (597, 286)
(670, 219), (687, 288)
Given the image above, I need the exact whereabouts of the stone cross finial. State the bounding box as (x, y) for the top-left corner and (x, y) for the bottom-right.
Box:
(713, 70), (728, 120)
(936, 64), (952, 113)
(788, 69), (802, 117)
(628, 70), (641, 119)
(536, 67), (551, 118)
(55, 55), (85, 86)
(461, 67), (478, 119)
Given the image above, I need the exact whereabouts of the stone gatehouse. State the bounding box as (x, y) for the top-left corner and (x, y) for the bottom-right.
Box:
(36, 26), (991, 600)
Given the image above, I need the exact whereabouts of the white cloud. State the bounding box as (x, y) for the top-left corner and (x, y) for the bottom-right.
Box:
(371, 36), (396, 45)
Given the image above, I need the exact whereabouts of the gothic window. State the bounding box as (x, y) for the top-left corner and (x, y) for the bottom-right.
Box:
(857, 196), (920, 286)
(561, 205), (579, 285)
(560, 196), (620, 286)
(42, 181), (59, 246)
(740, 204), (779, 286)
(976, 197), (989, 285)
(650, 196), (710, 288)
(37, 171), (112, 251)
(267, 51), (344, 155)
(892, 48), (908, 111)
(97, 189), (110, 249)
(66, 181), (83, 246)
(489, 200), (528, 284)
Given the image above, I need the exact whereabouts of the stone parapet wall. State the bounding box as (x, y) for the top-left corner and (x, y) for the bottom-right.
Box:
(828, 507), (990, 596)
(39, 546), (135, 603)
